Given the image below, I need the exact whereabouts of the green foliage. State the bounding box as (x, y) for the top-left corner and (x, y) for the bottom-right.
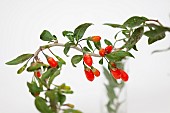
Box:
(40, 30), (57, 41)
(104, 39), (113, 46)
(86, 40), (93, 51)
(17, 63), (27, 74)
(6, 54), (33, 65)
(123, 16), (148, 28)
(99, 58), (103, 65)
(93, 41), (101, 50)
(27, 62), (44, 72)
(71, 55), (83, 67)
(74, 23), (93, 41)
(27, 81), (43, 94)
(103, 23), (126, 29)
(63, 109), (82, 113)
(62, 31), (74, 42)
(35, 96), (53, 113)
(106, 50), (134, 62)
(123, 26), (144, 50)
(144, 24), (170, 44)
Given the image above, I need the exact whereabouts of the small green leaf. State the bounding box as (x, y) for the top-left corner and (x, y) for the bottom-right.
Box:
(40, 30), (57, 41)
(63, 109), (82, 113)
(58, 93), (66, 105)
(123, 16), (148, 28)
(6, 54), (33, 65)
(41, 68), (58, 86)
(62, 31), (74, 42)
(82, 47), (91, 53)
(27, 63), (44, 72)
(93, 41), (101, 50)
(123, 26), (144, 50)
(106, 51), (134, 62)
(62, 31), (74, 37)
(104, 39), (112, 45)
(45, 90), (57, 103)
(54, 55), (66, 65)
(17, 63), (27, 74)
(114, 31), (121, 39)
(86, 40), (93, 51)
(27, 81), (43, 94)
(61, 90), (74, 94)
(74, 23), (93, 41)
(144, 26), (168, 44)
(48, 69), (60, 87)
(35, 97), (53, 113)
(64, 42), (74, 56)
(103, 23), (126, 29)
(99, 58), (103, 65)
(133, 45), (138, 51)
(71, 55), (83, 67)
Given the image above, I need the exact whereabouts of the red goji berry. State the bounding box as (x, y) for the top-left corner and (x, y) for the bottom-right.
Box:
(99, 48), (105, 57)
(84, 68), (95, 81)
(119, 69), (129, 82)
(92, 68), (100, 77)
(47, 57), (58, 68)
(110, 68), (121, 79)
(90, 36), (101, 42)
(34, 71), (41, 78)
(83, 54), (93, 67)
(105, 45), (113, 54)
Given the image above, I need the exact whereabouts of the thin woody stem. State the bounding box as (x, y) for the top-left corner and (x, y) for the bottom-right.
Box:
(33, 42), (101, 60)
(147, 19), (163, 26)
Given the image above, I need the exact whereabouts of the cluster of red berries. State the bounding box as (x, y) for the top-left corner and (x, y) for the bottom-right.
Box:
(99, 45), (113, 57)
(90, 36), (129, 82)
(109, 62), (129, 82)
(34, 56), (58, 78)
(83, 54), (100, 81)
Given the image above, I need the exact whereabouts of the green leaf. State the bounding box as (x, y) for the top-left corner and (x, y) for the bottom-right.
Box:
(86, 40), (93, 51)
(82, 47), (91, 53)
(63, 109), (82, 113)
(27, 81), (43, 94)
(64, 42), (74, 56)
(35, 97), (53, 113)
(71, 55), (83, 67)
(61, 90), (74, 94)
(17, 63), (27, 74)
(6, 54), (33, 65)
(103, 23), (126, 29)
(99, 58), (103, 65)
(123, 26), (144, 50)
(54, 55), (66, 65)
(40, 30), (57, 41)
(114, 31), (121, 39)
(74, 23), (93, 41)
(123, 16), (148, 28)
(41, 68), (58, 86)
(48, 69), (60, 87)
(62, 31), (74, 42)
(106, 50), (134, 62)
(58, 93), (66, 105)
(27, 63), (44, 72)
(93, 41), (101, 50)
(104, 39), (112, 45)
(133, 45), (138, 51)
(144, 26), (168, 44)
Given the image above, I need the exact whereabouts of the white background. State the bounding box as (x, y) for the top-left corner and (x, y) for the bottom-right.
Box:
(0, 0), (170, 113)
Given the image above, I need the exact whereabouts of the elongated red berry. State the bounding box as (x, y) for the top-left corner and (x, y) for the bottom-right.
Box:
(119, 69), (129, 82)
(92, 68), (100, 77)
(105, 45), (113, 54)
(84, 68), (95, 81)
(47, 57), (58, 68)
(110, 68), (121, 79)
(99, 48), (105, 57)
(83, 54), (93, 67)
(91, 36), (101, 42)
(34, 71), (41, 78)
